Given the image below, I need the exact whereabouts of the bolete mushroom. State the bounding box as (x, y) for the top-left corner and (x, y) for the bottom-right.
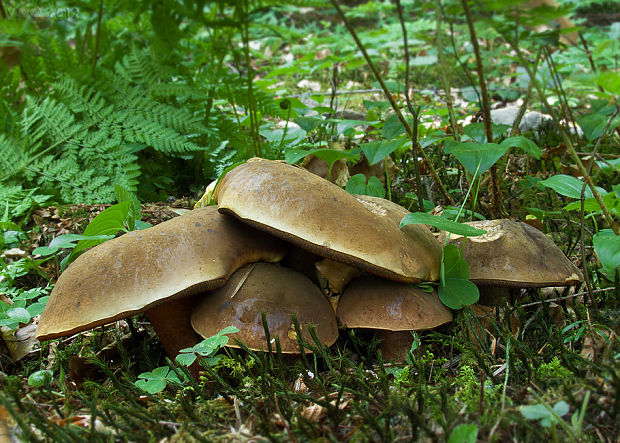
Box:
(437, 219), (582, 304)
(36, 206), (287, 362)
(337, 276), (453, 361)
(214, 158), (439, 284)
(191, 263), (338, 353)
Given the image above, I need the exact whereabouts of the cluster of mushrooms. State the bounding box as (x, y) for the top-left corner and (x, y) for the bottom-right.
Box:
(36, 158), (582, 365)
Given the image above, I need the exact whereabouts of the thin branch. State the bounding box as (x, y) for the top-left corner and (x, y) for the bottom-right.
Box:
(519, 287), (614, 308)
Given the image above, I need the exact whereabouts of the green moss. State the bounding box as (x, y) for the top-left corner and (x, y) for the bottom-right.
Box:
(534, 357), (575, 385)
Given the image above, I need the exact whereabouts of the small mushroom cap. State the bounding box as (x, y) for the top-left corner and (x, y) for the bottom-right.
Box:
(437, 219), (582, 287)
(337, 276), (453, 331)
(36, 206), (287, 341)
(190, 263), (338, 353)
(315, 258), (361, 295)
(215, 159), (438, 283)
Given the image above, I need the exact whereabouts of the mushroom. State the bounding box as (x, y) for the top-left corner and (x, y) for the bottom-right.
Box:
(337, 276), (452, 361)
(312, 194), (442, 311)
(36, 206), (288, 362)
(191, 263), (338, 353)
(214, 158), (440, 284)
(437, 219), (582, 305)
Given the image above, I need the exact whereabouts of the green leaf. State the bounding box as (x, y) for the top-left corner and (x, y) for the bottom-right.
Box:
(65, 201), (132, 264)
(27, 298), (48, 317)
(438, 245), (479, 309)
(135, 378), (167, 395)
(284, 147), (360, 167)
(596, 158), (620, 173)
(444, 141), (508, 176)
(400, 213), (487, 236)
(382, 113), (409, 140)
(520, 401), (570, 428)
(439, 277), (479, 310)
(361, 139), (405, 165)
(176, 326), (239, 366)
(442, 244), (470, 280)
(463, 123), (486, 143)
(538, 175), (607, 199)
(135, 366), (179, 394)
(294, 116), (325, 132)
(500, 136), (542, 158)
(592, 230), (620, 277)
(345, 174), (384, 198)
(448, 424), (479, 443)
(28, 370), (54, 388)
(579, 113), (609, 141)
(596, 71), (620, 95)
(4, 307), (30, 325)
(563, 192), (618, 212)
(33, 234), (116, 256)
(175, 353), (197, 367)
(114, 183), (142, 228)
(404, 193), (435, 212)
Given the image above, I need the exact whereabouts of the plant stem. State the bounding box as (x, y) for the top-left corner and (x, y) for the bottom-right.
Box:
(91, 0), (104, 79)
(461, 0), (503, 218)
(330, 0), (455, 205)
(396, 0), (425, 210)
(435, 1), (459, 142)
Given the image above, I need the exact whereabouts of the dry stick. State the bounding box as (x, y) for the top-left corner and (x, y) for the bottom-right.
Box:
(519, 288), (613, 309)
(461, 0), (503, 218)
(435, 2), (459, 142)
(91, 0), (104, 79)
(395, 0), (425, 210)
(330, 0), (455, 205)
(508, 44), (619, 235)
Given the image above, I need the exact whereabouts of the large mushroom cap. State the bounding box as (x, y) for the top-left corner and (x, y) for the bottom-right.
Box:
(337, 276), (452, 331)
(191, 263), (338, 353)
(36, 206), (287, 340)
(353, 194), (441, 281)
(214, 158), (438, 283)
(437, 219), (582, 287)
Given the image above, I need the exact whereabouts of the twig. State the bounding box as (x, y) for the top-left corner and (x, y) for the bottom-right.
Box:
(518, 287), (614, 308)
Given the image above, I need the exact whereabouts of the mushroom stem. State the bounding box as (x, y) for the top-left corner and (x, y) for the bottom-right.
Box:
(146, 296), (201, 380)
(376, 330), (417, 363)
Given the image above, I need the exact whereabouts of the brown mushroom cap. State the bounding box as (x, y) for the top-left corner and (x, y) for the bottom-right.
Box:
(353, 194), (441, 281)
(337, 276), (453, 331)
(36, 206), (287, 341)
(214, 158), (439, 283)
(315, 258), (361, 295)
(437, 219), (582, 287)
(190, 263), (338, 353)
